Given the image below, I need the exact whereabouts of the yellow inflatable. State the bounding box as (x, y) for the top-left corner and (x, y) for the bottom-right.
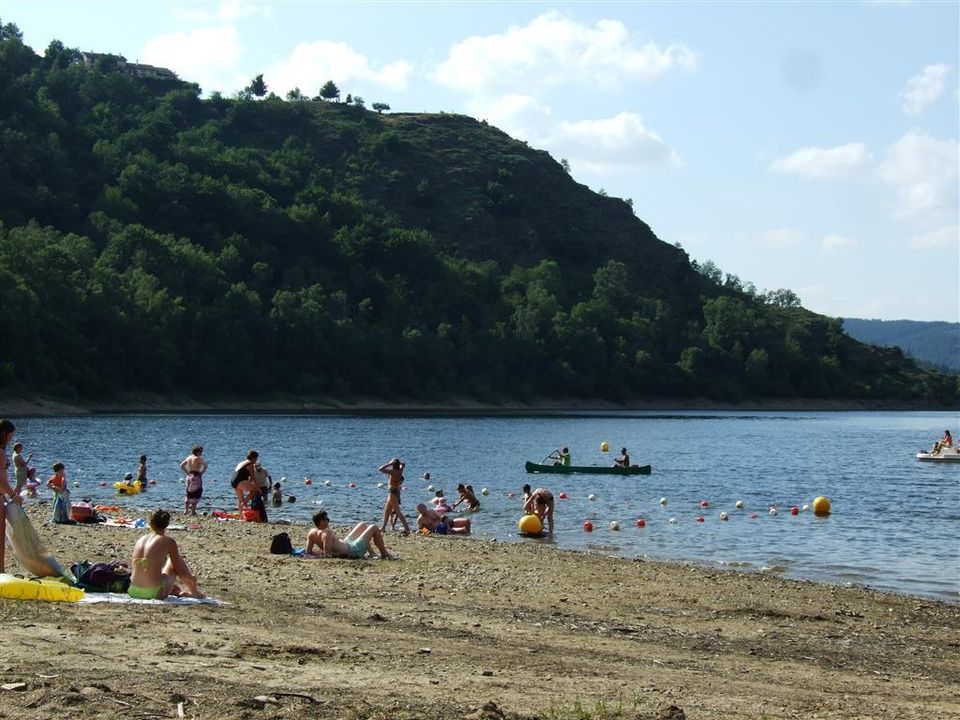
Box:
(518, 514), (543, 536)
(812, 496), (831, 516)
(0, 573), (84, 602)
(113, 481), (142, 495)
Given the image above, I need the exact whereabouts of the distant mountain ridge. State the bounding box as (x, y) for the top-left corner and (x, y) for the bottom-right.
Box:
(843, 319), (959, 374)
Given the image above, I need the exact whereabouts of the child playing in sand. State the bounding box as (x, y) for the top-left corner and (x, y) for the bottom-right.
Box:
(47, 462), (71, 524)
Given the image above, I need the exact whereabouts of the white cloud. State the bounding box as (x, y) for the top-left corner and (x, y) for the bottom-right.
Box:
(900, 63), (951, 115)
(758, 228), (805, 248)
(877, 129), (959, 218)
(264, 41), (413, 97)
(474, 94), (553, 142)
(141, 25), (246, 95)
(171, 0), (269, 23)
(433, 11), (696, 96)
(770, 143), (871, 178)
(821, 234), (858, 253)
(906, 224), (959, 249)
(544, 112), (679, 171)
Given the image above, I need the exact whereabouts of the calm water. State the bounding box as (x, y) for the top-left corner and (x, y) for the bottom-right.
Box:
(10, 410), (959, 601)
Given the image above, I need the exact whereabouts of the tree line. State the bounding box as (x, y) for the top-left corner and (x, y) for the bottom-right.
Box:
(0, 25), (955, 405)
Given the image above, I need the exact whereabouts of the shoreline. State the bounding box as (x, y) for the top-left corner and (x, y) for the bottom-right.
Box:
(1, 393), (955, 417)
(2, 505), (958, 719)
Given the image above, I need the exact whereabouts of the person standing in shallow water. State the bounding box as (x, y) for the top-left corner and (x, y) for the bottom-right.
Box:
(0, 419), (22, 572)
(180, 446), (207, 515)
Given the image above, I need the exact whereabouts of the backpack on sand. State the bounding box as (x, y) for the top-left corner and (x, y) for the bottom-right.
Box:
(269, 532), (293, 555)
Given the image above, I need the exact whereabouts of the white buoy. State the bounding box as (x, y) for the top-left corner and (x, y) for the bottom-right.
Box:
(659, 497), (668, 506)
(427, 484), (435, 492)
(720, 511), (729, 521)
(281, 476), (287, 483)
(802, 504), (810, 513)
(588, 494), (596, 501)
(735, 500), (744, 509)
(769, 507), (778, 516)
(609, 521), (620, 531)
(324, 479), (332, 487)
(73, 482), (80, 488)
(377, 482), (384, 489)
(668, 517), (677, 524)
(481, 488), (489, 496)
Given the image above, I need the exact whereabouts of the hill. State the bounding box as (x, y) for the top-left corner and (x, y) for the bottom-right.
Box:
(0, 26), (956, 406)
(843, 319), (959, 374)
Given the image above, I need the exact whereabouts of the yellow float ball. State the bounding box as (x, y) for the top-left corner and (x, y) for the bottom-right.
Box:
(812, 496), (831, 516)
(518, 514), (543, 535)
(600, 441), (609, 452)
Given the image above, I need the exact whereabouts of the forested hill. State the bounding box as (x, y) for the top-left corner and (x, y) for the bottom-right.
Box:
(843, 319), (960, 375)
(0, 28), (955, 406)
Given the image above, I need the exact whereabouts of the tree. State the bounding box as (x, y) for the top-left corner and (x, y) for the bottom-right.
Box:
(1, 19), (23, 41)
(246, 73), (267, 98)
(372, 102), (390, 114)
(352, 96), (365, 108)
(286, 87), (304, 101)
(345, 93), (353, 104)
(560, 158), (571, 173)
(319, 80), (340, 102)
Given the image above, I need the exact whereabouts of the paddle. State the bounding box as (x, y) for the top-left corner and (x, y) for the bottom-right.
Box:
(540, 448), (560, 464)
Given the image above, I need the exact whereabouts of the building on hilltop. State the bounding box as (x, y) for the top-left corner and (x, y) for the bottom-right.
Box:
(80, 52), (178, 81)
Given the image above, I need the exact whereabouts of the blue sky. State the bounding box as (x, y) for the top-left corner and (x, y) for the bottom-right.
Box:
(3, 0), (958, 321)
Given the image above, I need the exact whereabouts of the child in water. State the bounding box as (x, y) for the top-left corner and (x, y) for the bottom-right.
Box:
(272, 482), (283, 506)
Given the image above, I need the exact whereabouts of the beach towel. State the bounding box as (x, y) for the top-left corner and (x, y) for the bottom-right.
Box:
(3, 500), (76, 582)
(79, 592), (224, 606)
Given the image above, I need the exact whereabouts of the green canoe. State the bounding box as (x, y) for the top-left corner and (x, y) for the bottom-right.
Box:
(524, 461), (652, 476)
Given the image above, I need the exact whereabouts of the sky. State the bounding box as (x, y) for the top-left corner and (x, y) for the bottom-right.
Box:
(2, 0), (958, 322)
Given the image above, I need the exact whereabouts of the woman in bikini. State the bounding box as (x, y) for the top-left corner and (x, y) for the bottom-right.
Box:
(231, 450), (259, 512)
(378, 457), (411, 534)
(129, 509), (202, 600)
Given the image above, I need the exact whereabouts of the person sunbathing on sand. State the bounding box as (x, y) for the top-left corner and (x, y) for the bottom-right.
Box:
(129, 509), (203, 600)
(305, 510), (395, 559)
(416, 503), (470, 535)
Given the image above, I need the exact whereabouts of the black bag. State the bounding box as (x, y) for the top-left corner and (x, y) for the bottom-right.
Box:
(270, 532), (293, 554)
(71, 560), (131, 593)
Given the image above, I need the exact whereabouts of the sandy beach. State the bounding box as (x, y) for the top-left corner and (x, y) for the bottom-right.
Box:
(1, 504), (958, 720)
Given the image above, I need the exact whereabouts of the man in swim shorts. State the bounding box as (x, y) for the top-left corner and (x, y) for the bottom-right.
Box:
(305, 511), (396, 560)
(129, 509), (203, 599)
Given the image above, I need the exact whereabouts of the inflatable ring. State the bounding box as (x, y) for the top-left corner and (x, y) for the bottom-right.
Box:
(0, 573), (84, 602)
(113, 481), (142, 495)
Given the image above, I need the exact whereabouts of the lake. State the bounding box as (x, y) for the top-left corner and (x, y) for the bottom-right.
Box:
(9, 410), (959, 601)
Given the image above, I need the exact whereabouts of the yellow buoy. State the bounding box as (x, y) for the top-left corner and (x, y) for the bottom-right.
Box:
(812, 496), (831, 516)
(600, 441), (609, 452)
(518, 514), (543, 535)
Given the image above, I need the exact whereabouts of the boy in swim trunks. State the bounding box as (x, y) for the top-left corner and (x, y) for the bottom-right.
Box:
(305, 511), (396, 559)
(129, 509), (203, 599)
